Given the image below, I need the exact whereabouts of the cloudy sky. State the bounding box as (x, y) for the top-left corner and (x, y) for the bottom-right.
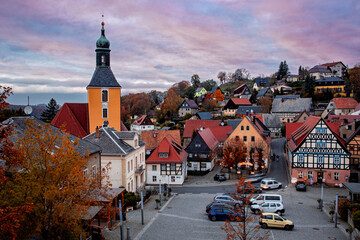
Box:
(1, 0), (359, 105)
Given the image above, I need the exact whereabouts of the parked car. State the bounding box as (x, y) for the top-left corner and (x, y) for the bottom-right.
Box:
(295, 180), (307, 191)
(223, 192), (247, 203)
(214, 174), (227, 181)
(250, 194), (283, 205)
(208, 207), (244, 221)
(260, 179), (282, 190)
(206, 202), (235, 213)
(213, 194), (243, 207)
(259, 213), (294, 230)
(237, 185), (262, 194)
(250, 202), (285, 215)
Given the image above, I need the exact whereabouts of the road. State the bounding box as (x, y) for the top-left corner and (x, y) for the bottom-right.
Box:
(172, 138), (289, 194)
(136, 186), (348, 240)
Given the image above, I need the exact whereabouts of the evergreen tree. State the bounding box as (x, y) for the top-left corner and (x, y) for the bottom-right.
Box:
(191, 74), (200, 88)
(40, 98), (59, 123)
(304, 75), (315, 97)
(277, 60), (289, 80)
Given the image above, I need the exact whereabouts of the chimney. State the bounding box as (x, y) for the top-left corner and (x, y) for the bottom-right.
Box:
(95, 126), (99, 138)
(103, 120), (109, 128)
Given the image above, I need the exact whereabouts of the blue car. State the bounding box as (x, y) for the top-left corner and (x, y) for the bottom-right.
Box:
(208, 207), (244, 221)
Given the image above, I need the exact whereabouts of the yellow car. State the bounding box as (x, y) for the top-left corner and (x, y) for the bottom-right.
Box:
(259, 213), (294, 230)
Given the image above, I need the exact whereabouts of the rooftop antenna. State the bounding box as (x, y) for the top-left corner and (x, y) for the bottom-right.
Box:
(24, 96), (33, 115)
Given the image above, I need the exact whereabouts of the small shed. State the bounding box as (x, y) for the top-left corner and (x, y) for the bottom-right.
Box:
(343, 182), (360, 202)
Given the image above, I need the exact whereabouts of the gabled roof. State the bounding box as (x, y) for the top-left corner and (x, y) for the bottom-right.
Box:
(84, 127), (144, 155)
(262, 114), (281, 128)
(242, 116), (271, 145)
(275, 95), (300, 99)
(254, 78), (270, 87)
(287, 116), (344, 152)
(234, 84), (251, 95)
(293, 111), (310, 123)
(236, 106), (260, 115)
(321, 61), (345, 67)
(196, 112), (213, 120)
(141, 130), (181, 150)
(208, 126), (233, 142)
(87, 67), (121, 88)
(271, 98), (312, 113)
(132, 115), (153, 126)
(5, 116), (101, 155)
(309, 65), (331, 73)
(257, 87), (271, 97)
(230, 98), (252, 106)
(196, 87), (205, 93)
(327, 115), (360, 123)
(285, 122), (304, 141)
(346, 126), (360, 145)
(180, 99), (199, 109)
(146, 135), (187, 164)
(331, 98), (358, 109)
(227, 119), (242, 131)
(198, 128), (219, 150)
(183, 120), (221, 138)
(51, 103), (89, 138)
(210, 86), (222, 94)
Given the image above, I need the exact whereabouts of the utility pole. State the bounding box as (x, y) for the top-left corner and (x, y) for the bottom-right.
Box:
(141, 190), (144, 225)
(159, 179), (162, 206)
(119, 199), (124, 240)
(335, 193), (338, 228)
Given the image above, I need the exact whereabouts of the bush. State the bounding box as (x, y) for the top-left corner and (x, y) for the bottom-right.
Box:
(353, 210), (360, 230)
(338, 199), (351, 221)
(124, 192), (140, 208)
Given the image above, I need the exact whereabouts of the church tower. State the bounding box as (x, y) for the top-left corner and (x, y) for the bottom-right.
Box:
(87, 21), (121, 132)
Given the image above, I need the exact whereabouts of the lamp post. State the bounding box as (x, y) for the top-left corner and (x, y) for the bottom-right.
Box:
(320, 178), (325, 211)
(159, 179), (162, 206)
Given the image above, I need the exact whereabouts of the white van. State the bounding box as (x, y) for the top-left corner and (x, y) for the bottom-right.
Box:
(250, 194), (283, 205)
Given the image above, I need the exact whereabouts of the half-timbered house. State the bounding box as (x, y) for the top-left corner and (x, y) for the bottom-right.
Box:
(146, 135), (188, 185)
(287, 116), (350, 185)
(186, 128), (219, 174)
(345, 126), (360, 182)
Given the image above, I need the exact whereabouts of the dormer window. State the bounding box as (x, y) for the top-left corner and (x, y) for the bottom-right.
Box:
(159, 153), (169, 158)
(102, 89), (108, 102)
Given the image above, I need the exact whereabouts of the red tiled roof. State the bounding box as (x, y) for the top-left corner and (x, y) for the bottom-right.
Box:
(331, 98), (358, 109)
(132, 115), (153, 126)
(183, 120), (221, 138)
(286, 122), (304, 141)
(231, 98), (252, 106)
(207, 126), (233, 142)
(198, 128), (219, 150)
(355, 103), (360, 112)
(321, 62), (342, 67)
(51, 103), (89, 138)
(146, 135), (187, 164)
(141, 130), (181, 150)
(327, 115), (360, 125)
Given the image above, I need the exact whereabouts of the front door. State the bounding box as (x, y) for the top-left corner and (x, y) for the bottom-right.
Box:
(317, 172), (323, 183)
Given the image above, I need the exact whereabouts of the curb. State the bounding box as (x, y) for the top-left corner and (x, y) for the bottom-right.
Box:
(322, 203), (349, 238)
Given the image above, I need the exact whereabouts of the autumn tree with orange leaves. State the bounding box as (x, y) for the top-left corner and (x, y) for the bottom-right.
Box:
(0, 116), (110, 239)
(156, 88), (183, 122)
(0, 86), (34, 239)
(222, 136), (247, 170)
(221, 177), (270, 240)
(213, 89), (224, 102)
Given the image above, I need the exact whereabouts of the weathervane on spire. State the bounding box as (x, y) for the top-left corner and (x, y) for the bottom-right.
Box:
(101, 13), (104, 26)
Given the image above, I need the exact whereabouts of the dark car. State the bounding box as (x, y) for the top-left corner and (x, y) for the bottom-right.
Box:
(295, 180), (306, 191)
(237, 185), (262, 194)
(214, 174), (226, 181)
(206, 201), (235, 213)
(208, 207), (244, 221)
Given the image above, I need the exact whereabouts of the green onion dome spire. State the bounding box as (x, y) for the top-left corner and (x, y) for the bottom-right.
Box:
(96, 21), (110, 49)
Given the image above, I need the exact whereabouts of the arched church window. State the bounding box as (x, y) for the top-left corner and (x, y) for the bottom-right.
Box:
(101, 55), (105, 64)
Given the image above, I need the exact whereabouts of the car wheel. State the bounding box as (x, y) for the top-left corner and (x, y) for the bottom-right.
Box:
(279, 185), (282, 189)
(284, 225), (292, 230)
(211, 215), (217, 221)
(276, 210), (282, 216)
(255, 209), (260, 215)
(261, 223), (268, 229)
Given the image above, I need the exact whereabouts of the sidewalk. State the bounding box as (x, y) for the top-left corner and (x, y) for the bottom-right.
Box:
(182, 165), (263, 187)
(102, 194), (174, 240)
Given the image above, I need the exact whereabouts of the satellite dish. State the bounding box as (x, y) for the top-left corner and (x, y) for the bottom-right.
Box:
(24, 106), (33, 115)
